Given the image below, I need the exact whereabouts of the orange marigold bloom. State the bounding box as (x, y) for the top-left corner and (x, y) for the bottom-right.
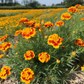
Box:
(34, 23), (41, 29)
(73, 31), (76, 33)
(72, 51), (76, 56)
(41, 20), (45, 24)
(75, 4), (82, 8)
(38, 52), (50, 63)
(47, 34), (64, 48)
(14, 29), (22, 36)
(22, 27), (36, 39)
(19, 18), (29, 23)
(0, 66), (11, 79)
(0, 34), (8, 41)
(68, 6), (77, 13)
(0, 54), (5, 58)
(55, 21), (64, 27)
(61, 12), (72, 20)
(0, 42), (12, 52)
(54, 17), (58, 19)
(26, 21), (35, 27)
(20, 68), (34, 84)
(44, 21), (54, 28)
(81, 17), (84, 21)
(47, 78), (50, 81)
(67, 35), (70, 37)
(56, 59), (60, 63)
(24, 50), (35, 60)
(62, 46), (65, 48)
(74, 39), (84, 46)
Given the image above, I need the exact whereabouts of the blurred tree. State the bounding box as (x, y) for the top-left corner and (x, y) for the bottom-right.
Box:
(64, 0), (83, 7)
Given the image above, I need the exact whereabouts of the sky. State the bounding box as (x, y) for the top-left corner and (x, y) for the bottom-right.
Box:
(18, 0), (63, 6)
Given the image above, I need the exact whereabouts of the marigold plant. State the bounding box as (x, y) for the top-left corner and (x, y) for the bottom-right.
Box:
(55, 20), (64, 27)
(68, 6), (77, 13)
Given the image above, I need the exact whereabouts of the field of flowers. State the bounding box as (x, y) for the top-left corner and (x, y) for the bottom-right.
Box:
(0, 5), (84, 84)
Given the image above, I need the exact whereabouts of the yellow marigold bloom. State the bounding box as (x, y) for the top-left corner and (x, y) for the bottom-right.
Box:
(61, 12), (72, 20)
(72, 51), (76, 56)
(0, 34), (8, 41)
(14, 29), (22, 36)
(0, 66), (11, 79)
(55, 21), (64, 27)
(19, 18), (29, 23)
(0, 42), (12, 52)
(75, 4), (82, 8)
(68, 6), (77, 13)
(56, 59), (60, 63)
(24, 50), (35, 60)
(20, 68), (34, 84)
(81, 65), (84, 71)
(81, 17), (84, 21)
(0, 54), (5, 58)
(47, 34), (64, 48)
(44, 21), (54, 28)
(74, 39), (84, 46)
(22, 27), (36, 39)
(41, 20), (45, 24)
(38, 52), (50, 63)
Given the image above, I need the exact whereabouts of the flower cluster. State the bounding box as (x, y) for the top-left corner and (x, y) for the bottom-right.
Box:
(68, 6), (77, 13)
(24, 50), (35, 60)
(0, 34), (8, 41)
(0, 42), (12, 51)
(22, 27), (36, 39)
(74, 39), (84, 46)
(55, 21), (64, 27)
(0, 66), (11, 79)
(61, 12), (72, 20)
(34, 23), (41, 29)
(47, 34), (64, 48)
(19, 18), (29, 23)
(38, 52), (50, 63)
(44, 21), (54, 28)
(20, 68), (35, 84)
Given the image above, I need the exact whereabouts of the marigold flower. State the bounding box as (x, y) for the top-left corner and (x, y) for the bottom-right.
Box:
(67, 35), (70, 37)
(41, 20), (45, 24)
(0, 34), (8, 41)
(0, 66), (11, 79)
(22, 27), (36, 39)
(55, 21), (64, 27)
(24, 50), (35, 60)
(48, 34), (64, 48)
(47, 78), (50, 81)
(19, 18), (29, 23)
(75, 4), (82, 8)
(81, 17), (84, 21)
(73, 31), (76, 33)
(0, 54), (5, 58)
(74, 39), (84, 46)
(0, 42), (12, 52)
(81, 65), (84, 71)
(26, 21), (35, 27)
(38, 52), (50, 63)
(44, 21), (54, 28)
(72, 51), (76, 56)
(61, 12), (72, 20)
(62, 46), (65, 48)
(20, 68), (34, 84)
(14, 29), (22, 36)
(34, 23), (41, 29)
(68, 6), (77, 13)
(56, 59), (60, 63)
